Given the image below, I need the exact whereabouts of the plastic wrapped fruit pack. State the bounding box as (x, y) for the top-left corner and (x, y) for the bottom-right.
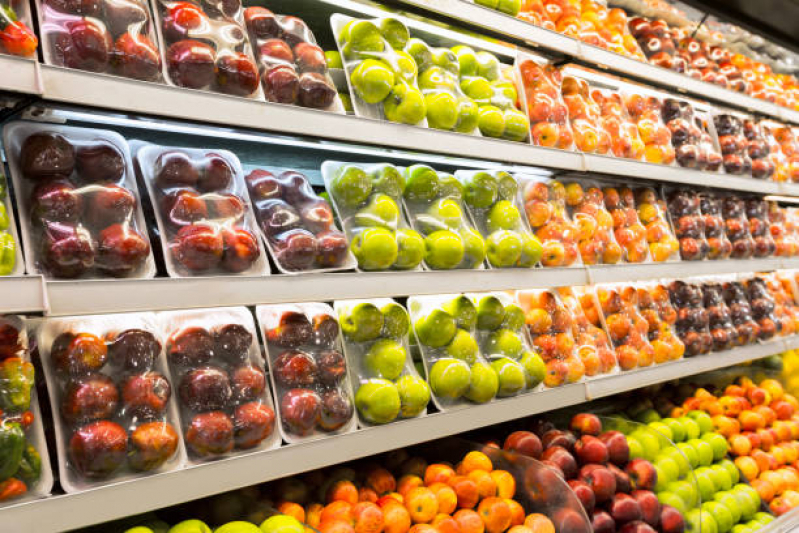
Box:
(160, 307), (278, 460)
(244, 168), (353, 273)
(153, 0), (260, 96)
(764, 273), (798, 337)
(256, 303), (356, 442)
(0, 316), (52, 505)
(668, 279), (712, 356)
(450, 44), (530, 141)
(516, 52), (573, 150)
(661, 98), (722, 171)
(769, 202), (799, 257)
(38, 313), (183, 491)
(408, 294), (498, 407)
(665, 187), (709, 261)
(322, 161), (424, 272)
(516, 289), (586, 388)
(577, 2), (646, 59)
(559, 179), (621, 265)
(698, 192), (732, 261)
(332, 15), (426, 127)
(560, 73), (610, 155)
(628, 16), (685, 74)
(744, 196), (776, 258)
(401, 165), (486, 270)
(769, 123), (799, 182)
(633, 283), (685, 362)
(713, 113), (752, 176)
(455, 169), (541, 268)
(243, 8), (341, 112)
(590, 85), (645, 160)
(632, 186), (679, 262)
(602, 185), (650, 264)
(0, 172), (21, 276)
(518, 177), (581, 268)
(720, 194), (755, 259)
(699, 279), (736, 351)
(334, 298), (430, 425)
(676, 36), (729, 88)
(38, 0), (160, 80)
(3, 122), (154, 279)
(743, 119), (775, 180)
(744, 276), (781, 341)
(719, 278), (759, 346)
(623, 91), (675, 165)
(760, 120), (795, 183)
(136, 143), (267, 277)
(0, 0), (37, 57)
(556, 287), (617, 377)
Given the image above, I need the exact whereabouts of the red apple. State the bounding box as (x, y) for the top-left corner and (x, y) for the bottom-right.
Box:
(121, 371), (171, 418)
(609, 493), (642, 525)
(186, 411), (233, 456)
(503, 430), (543, 459)
(97, 224), (150, 277)
(61, 373), (119, 422)
(234, 401), (275, 449)
(568, 479), (595, 514)
(625, 459), (657, 491)
(179, 365), (232, 411)
(280, 388), (321, 436)
(69, 420), (128, 477)
(541, 446), (578, 479)
(168, 326), (213, 366)
(129, 421), (179, 471)
(659, 505), (684, 533)
(571, 413), (602, 436)
(580, 465), (616, 502)
(600, 430), (631, 466)
(591, 511), (616, 533)
(574, 435), (609, 465)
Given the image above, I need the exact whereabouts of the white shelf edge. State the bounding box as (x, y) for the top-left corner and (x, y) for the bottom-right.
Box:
(0, 56), (40, 96)
(0, 276), (45, 314)
(767, 505), (799, 533)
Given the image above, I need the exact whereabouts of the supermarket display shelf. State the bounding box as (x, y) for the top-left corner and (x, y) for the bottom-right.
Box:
(0, 56), (40, 96)
(26, 257), (793, 316)
(768, 505), (799, 533)
(0, 276), (45, 314)
(1, 337), (790, 533)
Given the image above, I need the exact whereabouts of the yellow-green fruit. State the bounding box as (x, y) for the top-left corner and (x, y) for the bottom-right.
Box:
(438, 173), (464, 199)
(518, 233), (543, 267)
(168, 521), (212, 533)
(461, 228), (486, 267)
(465, 361), (499, 403)
(473, 0), (499, 9)
(354, 193), (400, 228)
(464, 171), (498, 209)
(414, 308), (457, 347)
(404, 165), (440, 202)
(491, 80), (517, 104)
(332, 165), (371, 207)
(380, 17), (410, 50)
(365, 338), (407, 380)
(452, 45), (478, 77)
(519, 351), (545, 388)
(491, 357), (526, 396)
(396, 375), (430, 417)
(478, 105), (506, 138)
(355, 379), (401, 424)
(486, 230), (522, 267)
(391, 50), (418, 82)
(444, 295), (477, 330)
(477, 295), (505, 330)
(341, 20), (385, 58)
(371, 164), (405, 198)
(495, 171), (517, 201)
(445, 329), (479, 364)
(432, 48), (459, 73)
(455, 99), (479, 134)
(351, 59), (394, 104)
(486, 200), (521, 232)
(216, 522), (260, 533)
(503, 109), (530, 142)
(325, 50), (343, 69)
(351, 227), (398, 270)
(340, 93), (353, 112)
(406, 38), (433, 70)
(460, 77), (493, 102)
(476, 51), (501, 81)
(502, 304), (525, 330)
(425, 230), (465, 269)
(427, 198), (463, 228)
(486, 328), (523, 357)
(341, 302), (384, 341)
(430, 358), (471, 399)
(382, 302), (410, 338)
(496, 0), (521, 15)
(383, 84), (426, 125)
(425, 92), (459, 130)
(418, 66), (457, 91)
(394, 228), (425, 269)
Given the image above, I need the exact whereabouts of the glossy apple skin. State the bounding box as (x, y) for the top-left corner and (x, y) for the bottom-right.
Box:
(76, 141), (125, 184)
(85, 184), (135, 228)
(319, 389), (353, 431)
(113, 33), (162, 81)
(221, 227), (259, 273)
(52, 19), (113, 72)
(273, 349), (318, 387)
(31, 179), (83, 223)
(215, 52), (260, 97)
(97, 224), (150, 277)
(41, 222), (96, 278)
(230, 363), (266, 402)
(156, 151), (199, 188)
(171, 224), (224, 272)
(168, 326), (214, 366)
(20, 133), (76, 181)
(129, 421), (179, 471)
(69, 420), (128, 477)
(185, 411), (234, 456)
(212, 323), (252, 364)
(61, 373), (119, 423)
(280, 388), (321, 436)
(267, 311), (312, 347)
(316, 349), (346, 385)
(312, 314), (339, 348)
(166, 40), (216, 89)
(121, 371), (171, 418)
(52, 331), (107, 375)
(234, 401), (275, 448)
(107, 328), (161, 371)
(179, 365), (232, 411)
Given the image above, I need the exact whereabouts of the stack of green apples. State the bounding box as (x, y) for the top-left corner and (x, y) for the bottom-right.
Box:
(336, 299), (431, 425)
(452, 45), (530, 142)
(455, 170), (543, 268)
(472, 293), (546, 395)
(326, 163), (425, 271)
(336, 16), (427, 126)
(631, 407), (774, 533)
(402, 164), (486, 269)
(473, 0), (522, 16)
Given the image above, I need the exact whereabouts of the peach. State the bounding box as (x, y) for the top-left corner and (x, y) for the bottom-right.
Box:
(748, 387), (773, 406)
(398, 475), (424, 498)
(751, 478), (776, 503)
(321, 501), (354, 525)
(761, 471), (786, 495)
(383, 501), (412, 533)
(712, 415), (740, 438)
(523, 514), (555, 533)
(468, 470), (498, 500)
(427, 482), (457, 515)
(378, 494), (404, 507)
(505, 499), (525, 526)
(762, 379), (785, 401)
(754, 449), (779, 472)
(735, 456), (759, 481)
(739, 410), (766, 431)
(755, 406), (777, 426)
(353, 502), (385, 533)
(477, 497), (512, 533)
(490, 470), (515, 500)
(329, 480), (360, 505)
(408, 525), (437, 533)
(360, 488), (379, 503)
(719, 396), (743, 417)
(307, 503), (324, 528)
(506, 527), (533, 533)
(320, 521), (356, 533)
(459, 452), (493, 475)
(432, 514), (461, 533)
(406, 487), (438, 524)
(278, 501), (306, 523)
(729, 434), (752, 456)
(772, 400), (795, 420)
(453, 509), (484, 533)
(448, 475), (479, 510)
(425, 464), (456, 486)
(367, 468), (397, 495)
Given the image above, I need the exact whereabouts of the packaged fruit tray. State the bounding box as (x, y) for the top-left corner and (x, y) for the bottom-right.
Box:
(598, 183), (653, 264)
(712, 109), (753, 177)
(256, 302), (357, 443)
(321, 161), (424, 272)
(398, 164), (486, 270)
(664, 186), (711, 261)
(453, 169), (540, 268)
(631, 185), (680, 263)
(0, 316), (53, 507)
(151, 0), (262, 98)
(0, 0), (37, 58)
(243, 8), (345, 113)
(3, 121), (156, 279)
(135, 142), (270, 278)
(0, 171), (24, 276)
(667, 279), (714, 356)
(160, 307), (280, 461)
(334, 298), (430, 427)
(243, 165), (355, 274)
(37, 312), (185, 492)
(744, 196), (776, 258)
(36, 0), (161, 81)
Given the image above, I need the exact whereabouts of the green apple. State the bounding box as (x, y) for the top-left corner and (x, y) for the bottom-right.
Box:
(703, 432), (729, 461)
(626, 435), (644, 459)
(486, 329), (523, 357)
(461, 228), (486, 268)
(332, 165), (372, 207)
(365, 338), (407, 380)
(478, 105), (505, 138)
(491, 357), (526, 396)
(676, 442), (699, 468)
(351, 227), (399, 270)
(713, 491), (742, 524)
(657, 491), (687, 515)
(686, 509), (717, 533)
(461, 77), (493, 102)
(503, 109), (530, 142)
(687, 410), (714, 434)
(391, 51), (418, 82)
(663, 417), (687, 442)
(733, 484), (760, 520)
(654, 456), (680, 489)
(380, 17), (409, 50)
(491, 80), (517, 103)
(430, 358), (471, 399)
(464, 171), (498, 209)
(477, 295), (505, 330)
(415, 308), (457, 347)
(677, 416), (701, 440)
(519, 351), (545, 388)
(168, 521), (212, 533)
(355, 379), (401, 424)
(352, 59), (394, 104)
(394, 228), (425, 270)
(341, 20), (384, 58)
(666, 480), (698, 509)
(384, 84), (426, 125)
(660, 446), (690, 477)
(718, 459), (740, 485)
(126, 528), (156, 533)
(517, 233), (543, 267)
(425, 92), (459, 130)
(382, 302), (410, 338)
(476, 51), (501, 81)
(406, 38), (432, 69)
(710, 464), (733, 491)
(465, 361), (499, 403)
(438, 173), (464, 199)
(259, 514), (305, 533)
(743, 522), (762, 531)
(418, 66), (456, 91)
(630, 429), (660, 461)
(730, 526), (753, 533)
(425, 230), (465, 269)
(446, 329), (479, 363)
(341, 302), (384, 341)
(486, 230), (522, 267)
(703, 502), (733, 533)
(355, 193), (400, 227)
(753, 512), (774, 525)
(325, 50), (343, 69)
(648, 421), (673, 441)
(455, 98), (479, 134)
(427, 198), (463, 228)
(432, 48), (459, 73)
(452, 45), (478, 76)
(694, 467), (717, 503)
(444, 295), (477, 329)
(371, 164), (405, 198)
(473, 0), (499, 9)
(486, 200), (520, 232)
(634, 408), (661, 424)
(396, 374), (430, 417)
(687, 438), (714, 467)
(494, 171), (517, 201)
(501, 304), (525, 330)
(216, 522), (261, 533)
(496, 0), (521, 15)
(404, 165), (440, 203)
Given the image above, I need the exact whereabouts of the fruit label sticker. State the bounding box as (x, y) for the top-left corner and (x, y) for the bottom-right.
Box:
(37, 312), (185, 492)
(3, 121), (156, 280)
(454, 169), (541, 268)
(334, 298), (430, 427)
(398, 164), (486, 270)
(257, 302), (357, 443)
(243, 8), (345, 113)
(0, 169), (23, 276)
(243, 166), (356, 274)
(135, 142), (270, 278)
(159, 307), (280, 462)
(322, 161), (425, 272)
(0, 315), (53, 506)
